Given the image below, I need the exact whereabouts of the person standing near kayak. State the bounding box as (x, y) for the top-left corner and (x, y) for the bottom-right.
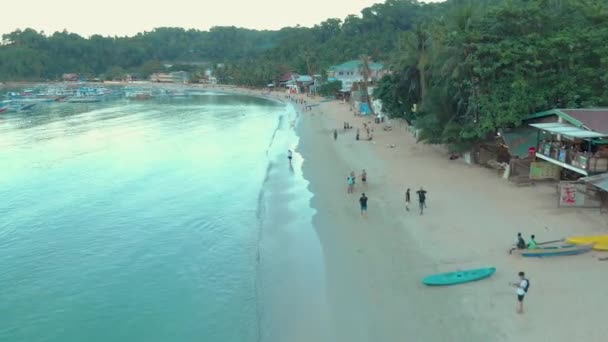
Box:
(510, 271), (530, 314)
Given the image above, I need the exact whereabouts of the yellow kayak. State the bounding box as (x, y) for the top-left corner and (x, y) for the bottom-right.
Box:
(566, 235), (608, 251)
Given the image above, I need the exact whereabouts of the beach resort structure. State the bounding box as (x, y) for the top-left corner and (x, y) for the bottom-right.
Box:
(278, 72), (315, 94)
(487, 108), (608, 209)
(150, 71), (190, 84)
(327, 60), (385, 92)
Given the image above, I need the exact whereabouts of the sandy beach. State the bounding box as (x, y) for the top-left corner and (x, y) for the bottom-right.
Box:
(272, 92), (607, 341)
(184, 85), (608, 341)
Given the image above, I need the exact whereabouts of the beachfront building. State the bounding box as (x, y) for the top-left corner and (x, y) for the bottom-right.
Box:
(526, 109), (608, 177)
(150, 71), (190, 84)
(327, 60), (385, 92)
(278, 72), (298, 88)
(527, 108), (608, 209)
(277, 72), (314, 94)
(296, 75), (314, 93)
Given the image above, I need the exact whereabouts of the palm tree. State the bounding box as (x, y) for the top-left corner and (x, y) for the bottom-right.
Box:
(394, 25), (432, 110)
(359, 55), (376, 116)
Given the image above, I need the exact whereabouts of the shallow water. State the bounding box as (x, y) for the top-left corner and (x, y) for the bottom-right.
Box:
(0, 94), (328, 342)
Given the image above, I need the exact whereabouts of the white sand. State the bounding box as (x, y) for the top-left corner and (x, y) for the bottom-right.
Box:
(218, 87), (608, 341)
(295, 97), (608, 341)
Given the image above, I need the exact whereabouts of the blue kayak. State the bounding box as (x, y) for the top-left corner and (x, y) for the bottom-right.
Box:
(422, 267), (496, 286)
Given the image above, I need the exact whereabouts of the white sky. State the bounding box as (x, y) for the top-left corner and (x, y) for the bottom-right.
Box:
(1, 0), (443, 37)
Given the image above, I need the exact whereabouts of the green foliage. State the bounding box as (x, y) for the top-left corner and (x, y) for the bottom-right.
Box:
(318, 81), (342, 97)
(378, 0), (608, 149)
(2, 0), (608, 151)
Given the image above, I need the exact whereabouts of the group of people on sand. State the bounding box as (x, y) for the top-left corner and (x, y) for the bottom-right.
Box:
(346, 170), (369, 216)
(405, 188), (428, 215)
(345, 170), (430, 217)
(355, 123), (374, 141)
(509, 233), (538, 254)
(347, 170), (366, 193)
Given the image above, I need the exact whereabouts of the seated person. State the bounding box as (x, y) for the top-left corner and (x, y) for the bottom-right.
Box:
(527, 235), (538, 249)
(509, 233), (526, 254)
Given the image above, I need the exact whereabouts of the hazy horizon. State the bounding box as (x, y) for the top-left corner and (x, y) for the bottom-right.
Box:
(1, 0), (443, 37)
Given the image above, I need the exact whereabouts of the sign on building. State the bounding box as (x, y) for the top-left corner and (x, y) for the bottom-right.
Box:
(557, 182), (600, 208)
(530, 161), (560, 180)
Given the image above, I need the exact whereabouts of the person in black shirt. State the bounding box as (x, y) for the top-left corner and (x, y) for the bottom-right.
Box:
(359, 193), (368, 217)
(405, 188), (411, 211)
(509, 233), (527, 254)
(416, 187), (427, 215)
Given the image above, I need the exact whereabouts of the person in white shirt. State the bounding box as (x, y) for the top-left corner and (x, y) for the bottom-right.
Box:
(510, 271), (529, 314)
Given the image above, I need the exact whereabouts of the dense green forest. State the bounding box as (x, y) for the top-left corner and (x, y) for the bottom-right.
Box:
(2, 0), (608, 147)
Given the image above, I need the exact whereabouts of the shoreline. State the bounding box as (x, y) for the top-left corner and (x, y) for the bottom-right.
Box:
(205, 86), (607, 340)
(253, 99), (334, 342)
(9, 81), (605, 340)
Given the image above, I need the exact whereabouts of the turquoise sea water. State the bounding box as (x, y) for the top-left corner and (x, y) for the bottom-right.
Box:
(0, 94), (326, 342)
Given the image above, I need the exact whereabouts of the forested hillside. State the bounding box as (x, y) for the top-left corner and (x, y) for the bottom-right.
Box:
(2, 0), (608, 147)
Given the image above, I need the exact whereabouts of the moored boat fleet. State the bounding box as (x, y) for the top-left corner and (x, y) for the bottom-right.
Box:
(0, 84), (204, 114)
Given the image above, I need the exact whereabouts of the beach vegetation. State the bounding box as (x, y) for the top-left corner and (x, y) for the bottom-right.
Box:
(2, 0), (608, 149)
(318, 81), (343, 97)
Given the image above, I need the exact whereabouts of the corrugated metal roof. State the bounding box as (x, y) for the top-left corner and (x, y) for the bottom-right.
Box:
(296, 75), (313, 82)
(529, 122), (608, 138)
(500, 128), (538, 158)
(581, 173), (608, 191)
(561, 109), (608, 134)
(328, 60), (384, 71)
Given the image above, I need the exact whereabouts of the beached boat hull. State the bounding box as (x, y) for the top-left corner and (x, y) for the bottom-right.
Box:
(518, 243), (594, 257)
(567, 235), (608, 251)
(423, 267), (496, 286)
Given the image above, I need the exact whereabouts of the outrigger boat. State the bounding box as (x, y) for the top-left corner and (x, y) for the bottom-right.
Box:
(514, 243), (594, 257)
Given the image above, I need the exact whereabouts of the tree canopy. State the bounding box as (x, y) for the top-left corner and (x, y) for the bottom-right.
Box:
(2, 0), (608, 148)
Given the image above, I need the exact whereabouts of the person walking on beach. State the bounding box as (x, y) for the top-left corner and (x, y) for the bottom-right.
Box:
(405, 188), (411, 211)
(510, 271), (530, 314)
(347, 174), (355, 194)
(359, 193), (368, 217)
(287, 150), (293, 164)
(361, 169), (367, 187)
(417, 187), (427, 215)
(333, 129), (338, 141)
